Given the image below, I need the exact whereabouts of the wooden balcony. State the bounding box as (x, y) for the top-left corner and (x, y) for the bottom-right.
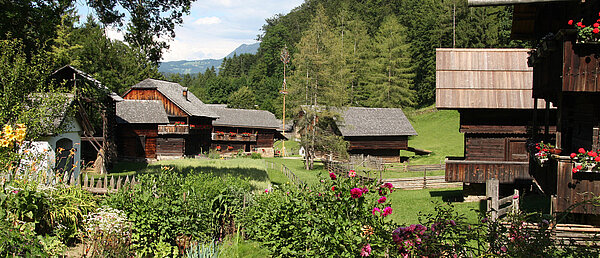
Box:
(445, 157), (530, 184)
(553, 156), (600, 215)
(158, 124), (189, 135)
(211, 133), (256, 142)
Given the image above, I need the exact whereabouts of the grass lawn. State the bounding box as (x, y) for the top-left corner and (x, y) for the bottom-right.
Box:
(388, 187), (482, 225)
(263, 157), (327, 186)
(401, 107), (464, 165)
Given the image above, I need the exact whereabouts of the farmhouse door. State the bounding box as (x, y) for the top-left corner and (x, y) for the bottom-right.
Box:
(506, 139), (528, 161)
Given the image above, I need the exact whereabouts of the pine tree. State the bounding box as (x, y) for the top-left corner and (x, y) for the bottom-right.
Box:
(367, 15), (415, 108)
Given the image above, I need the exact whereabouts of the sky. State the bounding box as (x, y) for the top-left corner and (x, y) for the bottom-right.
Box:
(76, 0), (304, 62)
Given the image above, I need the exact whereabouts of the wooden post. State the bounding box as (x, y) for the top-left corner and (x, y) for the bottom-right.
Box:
(486, 179), (499, 221)
(423, 168), (427, 189)
(512, 189), (520, 213)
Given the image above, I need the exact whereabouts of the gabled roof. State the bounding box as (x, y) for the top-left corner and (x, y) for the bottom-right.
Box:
(51, 65), (123, 101)
(116, 100), (169, 124)
(129, 79), (218, 118)
(207, 105), (280, 129)
(436, 48), (552, 109)
(337, 107), (417, 137)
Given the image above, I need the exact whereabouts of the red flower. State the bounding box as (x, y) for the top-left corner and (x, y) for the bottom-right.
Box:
(329, 172), (337, 180)
(595, 157), (600, 162)
(350, 188), (363, 199)
(542, 148), (548, 152)
(568, 20), (574, 25)
(579, 148), (586, 154)
(331, 186), (335, 191)
(595, 23), (600, 28)
(536, 146), (541, 150)
(577, 165), (583, 170)
(573, 167), (579, 173)
(594, 28), (600, 34)
(382, 206), (393, 217)
(590, 151), (598, 157)
(570, 153), (577, 159)
(577, 21), (583, 27)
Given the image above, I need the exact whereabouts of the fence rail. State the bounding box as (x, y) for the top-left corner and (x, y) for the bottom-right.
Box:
(486, 179), (519, 221)
(406, 164), (445, 172)
(322, 160), (376, 183)
(265, 161), (304, 185)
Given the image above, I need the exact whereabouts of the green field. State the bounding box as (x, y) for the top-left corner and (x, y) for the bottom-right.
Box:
(400, 106), (464, 165)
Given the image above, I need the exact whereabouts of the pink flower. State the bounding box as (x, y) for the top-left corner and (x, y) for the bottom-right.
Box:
(360, 244), (372, 257)
(570, 153), (577, 159)
(11, 190), (18, 194)
(382, 206), (393, 217)
(378, 196), (387, 204)
(579, 148), (586, 154)
(372, 207), (381, 215)
(264, 189), (269, 193)
(348, 170), (357, 177)
(513, 195), (519, 199)
(449, 220), (456, 226)
(361, 187), (369, 193)
(500, 246), (507, 252)
(329, 172), (337, 180)
(383, 182), (393, 189)
(350, 188), (363, 199)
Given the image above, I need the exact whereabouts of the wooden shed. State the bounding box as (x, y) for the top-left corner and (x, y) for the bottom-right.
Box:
(336, 107), (417, 163)
(469, 0), (600, 216)
(121, 79), (219, 157)
(437, 48), (556, 186)
(207, 105), (283, 157)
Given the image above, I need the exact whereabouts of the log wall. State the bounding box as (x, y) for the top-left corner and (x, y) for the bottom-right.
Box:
(116, 124), (158, 159)
(445, 158), (530, 184)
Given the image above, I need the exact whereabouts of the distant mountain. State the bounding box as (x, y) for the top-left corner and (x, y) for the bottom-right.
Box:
(159, 42), (260, 75)
(225, 43), (260, 59)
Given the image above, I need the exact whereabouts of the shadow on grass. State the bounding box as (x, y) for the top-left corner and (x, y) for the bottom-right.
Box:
(429, 189), (465, 202)
(142, 164), (270, 190)
(110, 161), (149, 174)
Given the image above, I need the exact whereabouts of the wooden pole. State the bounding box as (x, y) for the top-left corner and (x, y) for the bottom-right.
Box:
(486, 179), (499, 221)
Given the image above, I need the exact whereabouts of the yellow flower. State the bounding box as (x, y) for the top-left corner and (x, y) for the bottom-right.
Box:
(3, 124), (12, 135)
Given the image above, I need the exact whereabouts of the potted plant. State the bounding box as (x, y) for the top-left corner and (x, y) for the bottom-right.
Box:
(568, 13), (600, 43)
(570, 147), (600, 173)
(216, 145), (221, 151)
(534, 141), (553, 166)
(241, 132), (251, 137)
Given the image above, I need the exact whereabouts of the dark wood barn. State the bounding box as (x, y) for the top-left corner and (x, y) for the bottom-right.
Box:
(437, 48), (556, 188)
(336, 107), (417, 163)
(471, 0), (600, 216)
(207, 105), (283, 157)
(121, 79), (218, 157)
(115, 100), (169, 159)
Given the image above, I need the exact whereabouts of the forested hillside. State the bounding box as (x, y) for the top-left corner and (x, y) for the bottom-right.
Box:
(167, 0), (530, 117)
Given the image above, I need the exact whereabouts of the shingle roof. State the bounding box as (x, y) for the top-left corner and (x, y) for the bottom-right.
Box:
(116, 100), (169, 124)
(51, 65), (123, 101)
(131, 79), (218, 118)
(337, 107), (417, 137)
(207, 105), (280, 129)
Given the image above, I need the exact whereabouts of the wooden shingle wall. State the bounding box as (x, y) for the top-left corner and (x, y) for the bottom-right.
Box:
(436, 48), (548, 109)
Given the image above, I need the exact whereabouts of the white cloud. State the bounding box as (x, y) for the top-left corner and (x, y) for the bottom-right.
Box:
(104, 26), (125, 42)
(194, 16), (222, 25)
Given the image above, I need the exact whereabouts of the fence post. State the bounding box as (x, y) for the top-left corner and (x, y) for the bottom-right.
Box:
(512, 189), (520, 213)
(423, 168), (427, 189)
(486, 179), (499, 221)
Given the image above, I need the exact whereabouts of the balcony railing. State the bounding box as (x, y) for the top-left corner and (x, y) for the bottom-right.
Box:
(158, 124), (189, 135)
(211, 133), (256, 142)
(445, 157), (530, 184)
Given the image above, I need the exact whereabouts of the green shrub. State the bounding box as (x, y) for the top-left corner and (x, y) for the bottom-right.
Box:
(0, 219), (47, 256)
(249, 152), (261, 159)
(105, 168), (251, 256)
(242, 171), (398, 257)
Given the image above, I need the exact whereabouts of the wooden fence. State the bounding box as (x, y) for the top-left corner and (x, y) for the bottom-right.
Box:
(382, 176), (461, 190)
(265, 161), (304, 185)
(322, 160), (376, 183)
(486, 179), (519, 221)
(406, 164), (445, 172)
(1, 168), (138, 195)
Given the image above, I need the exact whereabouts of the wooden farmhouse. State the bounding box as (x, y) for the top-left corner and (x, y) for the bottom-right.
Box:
(437, 48), (556, 191)
(336, 107), (417, 163)
(470, 0), (600, 217)
(207, 104), (283, 157)
(50, 65), (121, 172)
(120, 79), (218, 159)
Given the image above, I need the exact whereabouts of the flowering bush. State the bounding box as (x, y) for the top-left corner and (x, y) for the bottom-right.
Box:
(533, 141), (553, 166)
(568, 12), (600, 42)
(570, 147), (600, 173)
(82, 206), (132, 257)
(242, 171), (398, 257)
